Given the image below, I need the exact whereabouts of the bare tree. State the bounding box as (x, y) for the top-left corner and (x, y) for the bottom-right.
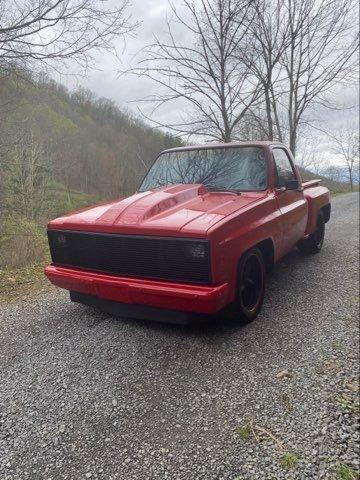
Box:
(323, 164), (342, 183)
(281, 0), (358, 154)
(3, 132), (49, 220)
(0, 0), (137, 75)
(327, 127), (359, 191)
(131, 0), (261, 142)
(296, 135), (327, 174)
(243, 0), (289, 141)
(238, 0), (358, 154)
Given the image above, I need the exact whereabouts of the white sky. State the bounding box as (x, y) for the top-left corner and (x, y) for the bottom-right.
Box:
(57, 0), (359, 166)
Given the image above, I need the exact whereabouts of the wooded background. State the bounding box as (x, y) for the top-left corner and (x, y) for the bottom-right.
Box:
(0, 0), (358, 276)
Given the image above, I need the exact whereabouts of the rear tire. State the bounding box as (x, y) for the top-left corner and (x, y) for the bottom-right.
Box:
(298, 212), (325, 254)
(221, 248), (266, 324)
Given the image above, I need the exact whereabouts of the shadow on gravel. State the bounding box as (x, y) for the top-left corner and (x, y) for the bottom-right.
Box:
(72, 244), (327, 339)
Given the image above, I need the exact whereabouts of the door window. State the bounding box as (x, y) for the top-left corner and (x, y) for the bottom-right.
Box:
(272, 149), (296, 187)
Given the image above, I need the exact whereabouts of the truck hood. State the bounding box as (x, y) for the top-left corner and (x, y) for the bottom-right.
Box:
(48, 184), (266, 237)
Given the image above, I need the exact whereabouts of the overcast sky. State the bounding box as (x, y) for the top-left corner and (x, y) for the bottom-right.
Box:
(60, 0), (179, 123)
(58, 0), (359, 164)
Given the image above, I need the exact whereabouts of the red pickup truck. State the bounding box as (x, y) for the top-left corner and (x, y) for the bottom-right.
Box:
(45, 142), (330, 324)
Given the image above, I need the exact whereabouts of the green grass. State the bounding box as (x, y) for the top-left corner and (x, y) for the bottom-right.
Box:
(337, 396), (358, 412)
(0, 261), (52, 304)
(45, 182), (100, 219)
(0, 216), (48, 269)
(237, 425), (251, 441)
(281, 452), (299, 469)
(337, 462), (359, 480)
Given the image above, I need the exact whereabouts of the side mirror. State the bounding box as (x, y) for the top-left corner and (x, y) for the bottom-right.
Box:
(285, 179), (300, 190)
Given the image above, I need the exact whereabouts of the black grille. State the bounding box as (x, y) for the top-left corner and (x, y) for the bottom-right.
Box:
(47, 230), (211, 284)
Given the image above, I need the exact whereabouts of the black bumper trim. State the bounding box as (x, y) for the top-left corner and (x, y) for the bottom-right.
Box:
(70, 291), (214, 325)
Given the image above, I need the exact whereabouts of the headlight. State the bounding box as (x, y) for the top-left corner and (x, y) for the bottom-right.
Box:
(185, 243), (206, 260)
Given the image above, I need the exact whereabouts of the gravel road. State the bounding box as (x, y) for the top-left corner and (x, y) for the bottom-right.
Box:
(0, 192), (359, 480)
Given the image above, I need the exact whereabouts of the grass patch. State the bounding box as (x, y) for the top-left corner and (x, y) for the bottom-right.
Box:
(351, 295), (359, 304)
(281, 452), (299, 469)
(337, 462), (359, 480)
(236, 420), (285, 451)
(0, 261), (52, 305)
(0, 216), (52, 303)
(337, 396), (359, 412)
(45, 182), (99, 219)
(0, 216), (48, 269)
(237, 425), (251, 441)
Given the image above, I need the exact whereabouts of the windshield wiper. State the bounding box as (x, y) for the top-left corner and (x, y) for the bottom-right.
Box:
(205, 186), (242, 194)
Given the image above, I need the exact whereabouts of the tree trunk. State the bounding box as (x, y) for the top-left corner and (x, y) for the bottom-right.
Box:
(223, 123), (232, 143)
(289, 129), (297, 157)
(264, 89), (274, 140)
(270, 84), (283, 142)
(349, 167), (353, 192)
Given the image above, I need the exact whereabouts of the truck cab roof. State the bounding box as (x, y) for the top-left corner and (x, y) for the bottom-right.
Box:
(161, 141), (286, 154)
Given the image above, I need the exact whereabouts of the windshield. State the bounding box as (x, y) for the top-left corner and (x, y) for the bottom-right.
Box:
(139, 146), (267, 192)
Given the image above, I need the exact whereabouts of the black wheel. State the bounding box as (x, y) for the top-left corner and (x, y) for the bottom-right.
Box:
(221, 248), (266, 324)
(298, 212), (325, 254)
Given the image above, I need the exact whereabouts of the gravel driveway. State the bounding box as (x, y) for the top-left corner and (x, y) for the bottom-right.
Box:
(1, 192), (359, 480)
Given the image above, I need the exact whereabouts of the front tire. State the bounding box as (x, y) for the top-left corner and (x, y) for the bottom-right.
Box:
(222, 248), (266, 324)
(298, 212), (325, 254)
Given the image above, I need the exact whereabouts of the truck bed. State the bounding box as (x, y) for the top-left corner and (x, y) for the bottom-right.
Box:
(302, 180), (331, 235)
(302, 179), (321, 189)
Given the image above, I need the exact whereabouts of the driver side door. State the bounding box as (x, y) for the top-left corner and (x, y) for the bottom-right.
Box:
(272, 148), (308, 256)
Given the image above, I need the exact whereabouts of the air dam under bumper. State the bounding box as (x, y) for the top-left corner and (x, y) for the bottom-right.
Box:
(45, 265), (231, 318)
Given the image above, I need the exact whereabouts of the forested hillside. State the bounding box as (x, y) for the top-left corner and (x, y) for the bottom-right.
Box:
(299, 168), (350, 194)
(0, 73), (182, 218)
(0, 73), (181, 270)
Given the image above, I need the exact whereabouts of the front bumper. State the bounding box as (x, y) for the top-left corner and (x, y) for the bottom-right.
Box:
(44, 265), (231, 315)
